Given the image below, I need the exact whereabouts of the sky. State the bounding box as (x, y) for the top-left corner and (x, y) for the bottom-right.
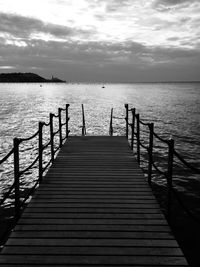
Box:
(0, 0), (200, 82)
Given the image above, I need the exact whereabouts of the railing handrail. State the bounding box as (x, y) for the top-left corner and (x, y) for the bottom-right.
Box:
(153, 131), (169, 144)
(173, 149), (200, 174)
(0, 148), (14, 165)
(18, 129), (40, 143)
(0, 104), (70, 218)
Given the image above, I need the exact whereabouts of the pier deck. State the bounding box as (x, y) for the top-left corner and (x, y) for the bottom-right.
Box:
(0, 136), (188, 266)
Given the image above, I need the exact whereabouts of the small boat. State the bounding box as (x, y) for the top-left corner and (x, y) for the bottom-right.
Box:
(102, 85), (105, 88)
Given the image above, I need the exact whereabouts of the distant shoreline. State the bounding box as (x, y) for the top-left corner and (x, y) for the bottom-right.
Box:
(0, 72), (66, 83)
(0, 73), (199, 84)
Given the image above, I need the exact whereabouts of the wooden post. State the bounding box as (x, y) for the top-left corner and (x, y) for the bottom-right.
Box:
(167, 138), (174, 222)
(124, 104), (128, 138)
(66, 104), (69, 138)
(38, 122), (43, 182)
(14, 137), (20, 219)
(148, 123), (154, 186)
(58, 108), (62, 148)
(109, 108), (113, 136)
(82, 104), (86, 136)
(50, 113), (54, 163)
(136, 114), (140, 164)
(131, 108), (135, 150)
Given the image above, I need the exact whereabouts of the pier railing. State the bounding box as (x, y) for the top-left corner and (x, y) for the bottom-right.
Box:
(123, 104), (200, 223)
(108, 104), (200, 222)
(1, 103), (199, 224)
(0, 104), (70, 219)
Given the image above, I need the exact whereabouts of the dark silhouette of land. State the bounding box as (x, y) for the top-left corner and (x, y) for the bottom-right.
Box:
(0, 73), (66, 83)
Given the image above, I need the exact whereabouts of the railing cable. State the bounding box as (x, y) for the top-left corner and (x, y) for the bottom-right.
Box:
(0, 148), (14, 165)
(174, 150), (200, 173)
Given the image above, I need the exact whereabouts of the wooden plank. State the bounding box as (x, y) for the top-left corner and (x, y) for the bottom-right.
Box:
(2, 246), (183, 256)
(17, 218), (168, 225)
(0, 264), (185, 267)
(0, 255), (188, 265)
(25, 203), (161, 209)
(21, 212), (164, 219)
(37, 185), (153, 189)
(21, 207), (163, 214)
(28, 199), (158, 204)
(5, 238), (179, 247)
(10, 231), (173, 239)
(30, 193), (155, 198)
(31, 195), (156, 199)
(39, 181), (148, 185)
(33, 188), (153, 192)
(14, 224), (172, 232)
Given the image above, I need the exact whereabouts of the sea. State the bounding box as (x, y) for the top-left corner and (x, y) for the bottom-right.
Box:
(0, 82), (200, 216)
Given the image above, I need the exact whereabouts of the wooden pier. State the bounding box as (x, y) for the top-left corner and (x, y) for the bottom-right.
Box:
(0, 136), (188, 266)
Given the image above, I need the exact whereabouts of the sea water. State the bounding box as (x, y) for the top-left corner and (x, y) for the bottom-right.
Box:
(0, 83), (199, 211)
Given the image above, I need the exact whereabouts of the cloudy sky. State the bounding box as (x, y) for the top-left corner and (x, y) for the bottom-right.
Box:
(0, 0), (200, 82)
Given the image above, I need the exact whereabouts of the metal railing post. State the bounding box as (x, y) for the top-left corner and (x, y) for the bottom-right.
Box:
(148, 123), (154, 185)
(50, 113), (54, 163)
(124, 104), (129, 138)
(38, 121), (43, 182)
(58, 108), (62, 148)
(14, 137), (20, 219)
(66, 104), (69, 138)
(136, 114), (140, 164)
(167, 138), (174, 222)
(131, 108), (135, 150)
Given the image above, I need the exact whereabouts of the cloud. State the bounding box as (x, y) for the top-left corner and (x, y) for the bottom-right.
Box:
(0, 12), (95, 42)
(1, 36), (200, 82)
(154, 0), (197, 5)
(0, 36), (147, 72)
(152, 0), (199, 11)
(1, 34), (199, 69)
(0, 65), (15, 69)
(104, 0), (131, 12)
(0, 13), (45, 38)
